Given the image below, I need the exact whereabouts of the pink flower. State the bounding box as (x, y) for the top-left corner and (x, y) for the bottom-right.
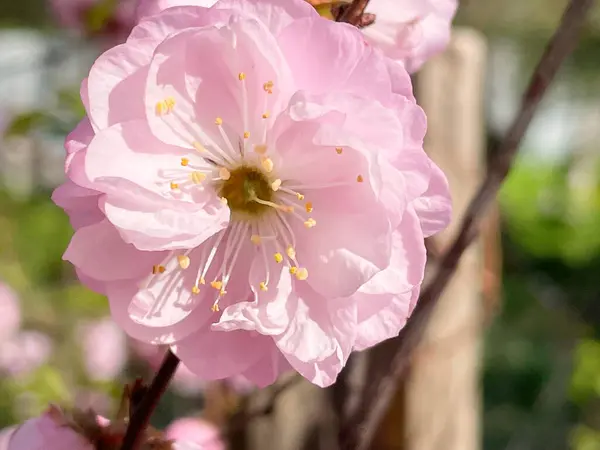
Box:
(56, 0), (451, 387)
(362, 0), (458, 73)
(166, 418), (224, 450)
(49, 0), (138, 44)
(6, 406), (95, 450)
(0, 282), (21, 341)
(78, 317), (127, 381)
(0, 331), (53, 376)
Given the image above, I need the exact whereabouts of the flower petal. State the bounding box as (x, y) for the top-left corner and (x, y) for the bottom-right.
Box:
(412, 160), (452, 237)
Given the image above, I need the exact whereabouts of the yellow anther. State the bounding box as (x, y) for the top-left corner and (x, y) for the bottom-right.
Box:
(336, 147), (343, 154)
(219, 197), (228, 205)
(181, 158), (189, 167)
(296, 193), (305, 200)
(356, 174), (364, 183)
(152, 265), (166, 274)
(295, 267), (309, 281)
(243, 131), (250, 139)
(262, 111), (270, 119)
(261, 157), (274, 173)
(192, 141), (206, 152)
(254, 144), (268, 155)
(215, 117), (223, 125)
(155, 97), (175, 116)
(211, 303), (220, 312)
(289, 266), (298, 275)
(251, 235), (262, 245)
(238, 72), (246, 81)
(263, 81), (274, 93)
(165, 97), (175, 109)
(191, 171), (206, 184)
(286, 246), (296, 259)
(192, 286), (200, 294)
(219, 167), (231, 180)
(210, 280), (223, 290)
(170, 182), (179, 190)
(305, 202), (313, 213)
(177, 255), (190, 269)
(271, 179), (282, 191)
(274, 253), (283, 263)
(259, 281), (268, 291)
(155, 102), (165, 116)
(219, 288), (227, 297)
(304, 218), (317, 228)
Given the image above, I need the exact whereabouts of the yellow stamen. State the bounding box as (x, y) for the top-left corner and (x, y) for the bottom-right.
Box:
(152, 265), (166, 274)
(336, 147), (343, 154)
(262, 112), (270, 119)
(192, 286), (200, 294)
(191, 171), (206, 184)
(305, 202), (313, 213)
(251, 235), (261, 245)
(261, 157), (274, 173)
(211, 303), (220, 312)
(170, 182), (179, 190)
(295, 267), (309, 281)
(296, 193), (305, 200)
(263, 81), (274, 93)
(274, 253), (283, 263)
(215, 117), (223, 125)
(304, 218), (317, 228)
(238, 72), (246, 81)
(177, 255), (190, 269)
(271, 179), (282, 191)
(192, 141), (205, 152)
(219, 197), (228, 205)
(155, 97), (175, 116)
(181, 158), (189, 167)
(243, 131), (250, 139)
(259, 282), (268, 291)
(199, 277), (206, 285)
(219, 167), (231, 180)
(286, 246), (296, 259)
(254, 144), (268, 155)
(210, 280), (223, 290)
(356, 175), (364, 183)
(289, 266), (298, 275)
(219, 288), (227, 297)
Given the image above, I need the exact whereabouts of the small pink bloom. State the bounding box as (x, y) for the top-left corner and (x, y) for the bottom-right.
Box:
(166, 418), (224, 450)
(0, 282), (21, 341)
(362, 0), (458, 73)
(7, 406), (95, 450)
(56, 0), (452, 387)
(0, 331), (53, 376)
(78, 317), (127, 381)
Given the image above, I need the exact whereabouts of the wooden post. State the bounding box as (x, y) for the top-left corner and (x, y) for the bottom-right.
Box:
(373, 28), (491, 450)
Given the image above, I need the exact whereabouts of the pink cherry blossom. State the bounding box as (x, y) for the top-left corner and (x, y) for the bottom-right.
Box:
(166, 418), (225, 450)
(78, 317), (127, 381)
(0, 331), (53, 376)
(49, 0), (138, 44)
(0, 282), (21, 341)
(6, 406), (95, 450)
(55, 0), (452, 387)
(362, 0), (458, 73)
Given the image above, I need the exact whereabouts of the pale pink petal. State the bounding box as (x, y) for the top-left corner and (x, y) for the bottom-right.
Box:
(412, 161), (452, 237)
(137, 0), (218, 20)
(174, 330), (269, 379)
(239, 346), (293, 388)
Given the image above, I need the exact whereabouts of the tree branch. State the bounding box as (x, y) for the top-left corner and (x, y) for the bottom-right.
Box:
(336, 0), (371, 26)
(120, 349), (180, 450)
(338, 0), (595, 448)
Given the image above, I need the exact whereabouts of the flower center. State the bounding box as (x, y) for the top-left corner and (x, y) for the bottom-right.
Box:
(217, 165), (273, 216)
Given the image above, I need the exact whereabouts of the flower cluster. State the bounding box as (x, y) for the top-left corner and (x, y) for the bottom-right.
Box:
(53, 0), (453, 388)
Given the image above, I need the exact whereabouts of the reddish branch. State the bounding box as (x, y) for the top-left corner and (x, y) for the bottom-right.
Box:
(336, 0), (371, 26)
(338, 0), (596, 448)
(120, 349), (180, 450)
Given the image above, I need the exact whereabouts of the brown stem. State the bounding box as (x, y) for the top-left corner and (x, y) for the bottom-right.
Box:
(336, 0), (371, 26)
(338, 0), (595, 448)
(120, 349), (180, 450)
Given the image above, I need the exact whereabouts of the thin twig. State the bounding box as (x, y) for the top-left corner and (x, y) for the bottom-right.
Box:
(338, 0), (595, 448)
(336, 0), (371, 26)
(120, 349), (180, 450)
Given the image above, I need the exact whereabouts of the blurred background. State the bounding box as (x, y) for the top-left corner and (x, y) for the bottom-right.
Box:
(0, 0), (599, 449)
